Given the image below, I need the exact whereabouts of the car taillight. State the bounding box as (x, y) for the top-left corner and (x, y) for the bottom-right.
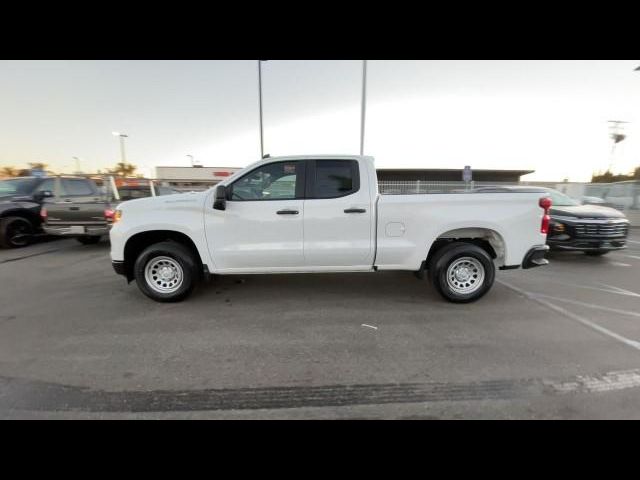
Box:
(104, 209), (115, 221)
(40, 207), (47, 221)
(539, 196), (552, 234)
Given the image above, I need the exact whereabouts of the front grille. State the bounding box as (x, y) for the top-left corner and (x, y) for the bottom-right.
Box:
(573, 223), (628, 238)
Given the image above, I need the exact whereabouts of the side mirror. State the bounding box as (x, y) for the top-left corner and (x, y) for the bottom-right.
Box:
(213, 185), (227, 211)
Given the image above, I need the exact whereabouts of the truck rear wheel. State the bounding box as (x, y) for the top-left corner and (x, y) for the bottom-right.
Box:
(429, 242), (495, 303)
(133, 241), (199, 302)
(0, 216), (33, 248)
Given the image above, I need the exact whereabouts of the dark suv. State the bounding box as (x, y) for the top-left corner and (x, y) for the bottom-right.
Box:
(0, 176), (56, 248)
(472, 186), (630, 256)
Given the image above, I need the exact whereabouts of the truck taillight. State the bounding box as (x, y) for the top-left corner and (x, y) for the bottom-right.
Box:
(40, 207), (47, 221)
(104, 209), (115, 221)
(539, 196), (552, 234)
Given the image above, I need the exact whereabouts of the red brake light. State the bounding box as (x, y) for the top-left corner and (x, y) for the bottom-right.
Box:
(539, 197), (552, 211)
(40, 207), (47, 221)
(104, 208), (115, 221)
(539, 196), (552, 234)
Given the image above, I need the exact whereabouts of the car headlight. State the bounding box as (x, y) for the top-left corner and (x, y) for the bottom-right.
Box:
(113, 210), (123, 223)
(551, 222), (565, 233)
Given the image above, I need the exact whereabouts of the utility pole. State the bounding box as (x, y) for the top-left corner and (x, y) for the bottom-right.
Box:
(258, 60), (266, 158)
(112, 132), (128, 164)
(607, 120), (629, 173)
(360, 60), (368, 156)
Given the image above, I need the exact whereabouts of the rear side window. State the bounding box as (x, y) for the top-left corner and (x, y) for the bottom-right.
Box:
(311, 160), (359, 199)
(61, 179), (96, 196)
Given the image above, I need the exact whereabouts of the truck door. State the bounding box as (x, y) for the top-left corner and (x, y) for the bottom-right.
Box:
(303, 159), (373, 267)
(205, 160), (306, 271)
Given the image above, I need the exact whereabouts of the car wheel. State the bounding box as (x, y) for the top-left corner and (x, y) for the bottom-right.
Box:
(76, 235), (101, 245)
(584, 250), (609, 256)
(134, 241), (199, 302)
(0, 216), (33, 248)
(429, 242), (495, 303)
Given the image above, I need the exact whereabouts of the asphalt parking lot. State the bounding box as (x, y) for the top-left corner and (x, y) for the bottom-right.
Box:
(1, 232), (640, 419)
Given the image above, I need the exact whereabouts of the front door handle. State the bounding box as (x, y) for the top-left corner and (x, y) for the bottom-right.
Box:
(277, 209), (299, 215)
(344, 208), (366, 214)
(69, 207), (80, 211)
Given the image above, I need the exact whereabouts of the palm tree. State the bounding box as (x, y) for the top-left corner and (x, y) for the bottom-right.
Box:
(1, 166), (18, 178)
(108, 162), (137, 177)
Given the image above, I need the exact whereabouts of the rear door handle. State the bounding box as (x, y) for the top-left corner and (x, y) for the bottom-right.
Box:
(277, 209), (299, 215)
(344, 208), (366, 213)
(69, 207), (80, 211)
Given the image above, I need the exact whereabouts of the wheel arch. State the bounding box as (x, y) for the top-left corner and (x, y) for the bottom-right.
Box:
(425, 227), (506, 269)
(123, 230), (204, 282)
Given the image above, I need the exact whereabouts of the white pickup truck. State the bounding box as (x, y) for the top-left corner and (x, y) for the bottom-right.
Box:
(110, 155), (550, 303)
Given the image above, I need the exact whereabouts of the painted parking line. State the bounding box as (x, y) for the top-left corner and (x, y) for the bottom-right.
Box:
(531, 293), (640, 318)
(497, 279), (640, 352)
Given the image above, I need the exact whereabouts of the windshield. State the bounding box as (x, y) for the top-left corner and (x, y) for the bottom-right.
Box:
(0, 178), (38, 196)
(548, 189), (579, 207)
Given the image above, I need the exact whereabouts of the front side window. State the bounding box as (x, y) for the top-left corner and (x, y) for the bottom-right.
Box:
(312, 160), (359, 199)
(230, 162), (301, 201)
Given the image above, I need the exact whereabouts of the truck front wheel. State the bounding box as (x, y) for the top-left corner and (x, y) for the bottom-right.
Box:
(429, 242), (495, 303)
(133, 241), (199, 302)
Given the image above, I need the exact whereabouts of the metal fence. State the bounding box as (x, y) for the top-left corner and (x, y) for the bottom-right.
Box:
(377, 180), (526, 194)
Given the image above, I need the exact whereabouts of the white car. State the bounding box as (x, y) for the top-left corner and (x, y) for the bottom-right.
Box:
(110, 155), (550, 303)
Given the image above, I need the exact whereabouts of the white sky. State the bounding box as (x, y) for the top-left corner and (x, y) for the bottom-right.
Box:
(1, 60), (639, 181)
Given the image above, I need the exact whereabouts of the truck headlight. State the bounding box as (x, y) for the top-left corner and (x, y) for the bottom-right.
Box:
(552, 222), (565, 233)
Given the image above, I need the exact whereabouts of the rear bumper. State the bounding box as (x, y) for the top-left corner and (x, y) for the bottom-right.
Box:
(43, 224), (111, 237)
(522, 245), (550, 269)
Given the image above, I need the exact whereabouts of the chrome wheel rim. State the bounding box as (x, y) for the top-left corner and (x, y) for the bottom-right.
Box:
(144, 256), (184, 294)
(446, 256), (484, 294)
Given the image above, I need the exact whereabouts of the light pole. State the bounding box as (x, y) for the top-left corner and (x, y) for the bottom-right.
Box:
(258, 60), (267, 158)
(72, 156), (81, 174)
(360, 60), (368, 156)
(112, 131), (129, 164)
(186, 154), (194, 166)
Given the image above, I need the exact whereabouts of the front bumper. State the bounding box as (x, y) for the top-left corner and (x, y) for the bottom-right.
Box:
(43, 224), (111, 237)
(547, 217), (629, 252)
(112, 260), (126, 276)
(522, 245), (550, 269)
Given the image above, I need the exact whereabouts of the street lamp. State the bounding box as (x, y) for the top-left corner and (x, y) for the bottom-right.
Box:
(186, 154), (195, 167)
(112, 131), (129, 164)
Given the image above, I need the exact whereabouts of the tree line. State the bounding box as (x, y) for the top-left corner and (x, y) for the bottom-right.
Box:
(591, 166), (640, 183)
(1, 162), (137, 178)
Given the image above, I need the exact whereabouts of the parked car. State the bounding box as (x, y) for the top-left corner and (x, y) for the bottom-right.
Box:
(110, 155), (550, 303)
(0, 176), (55, 248)
(472, 186), (629, 256)
(41, 180), (179, 244)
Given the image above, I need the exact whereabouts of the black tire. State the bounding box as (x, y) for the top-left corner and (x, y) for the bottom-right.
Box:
(0, 216), (33, 248)
(76, 235), (101, 245)
(133, 241), (199, 302)
(428, 242), (495, 303)
(584, 250), (609, 256)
